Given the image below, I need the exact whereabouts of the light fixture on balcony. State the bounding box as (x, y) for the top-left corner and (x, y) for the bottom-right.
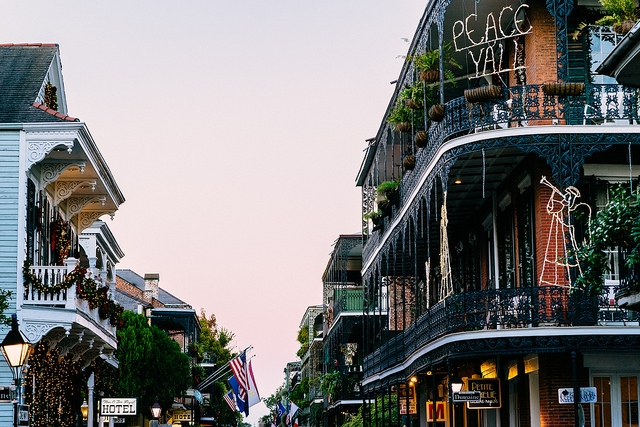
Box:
(451, 382), (463, 392)
(1, 314), (32, 427)
(410, 376), (418, 384)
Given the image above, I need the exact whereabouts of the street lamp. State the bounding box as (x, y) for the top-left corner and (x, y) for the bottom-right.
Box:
(81, 399), (89, 421)
(150, 400), (162, 419)
(1, 314), (32, 427)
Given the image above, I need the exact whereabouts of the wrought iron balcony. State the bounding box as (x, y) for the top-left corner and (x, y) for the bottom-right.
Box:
(332, 288), (364, 320)
(363, 83), (640, 262)
(364, 283), (640, 376)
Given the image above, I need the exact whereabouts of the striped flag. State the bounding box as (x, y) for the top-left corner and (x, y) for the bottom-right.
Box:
(223, 391), (236, 412)
(229, 351), (248, 414)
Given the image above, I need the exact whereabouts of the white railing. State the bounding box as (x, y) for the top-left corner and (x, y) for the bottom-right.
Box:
(24, 259), (116, 333)
(25, 261), (77, 309)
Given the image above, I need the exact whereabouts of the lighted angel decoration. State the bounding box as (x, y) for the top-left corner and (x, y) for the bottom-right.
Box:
(539, 176), (591, 288)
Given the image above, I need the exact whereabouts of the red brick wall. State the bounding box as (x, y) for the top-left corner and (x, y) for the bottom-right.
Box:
(538, 353), (591, 426)
(524, 3), (558, 85)
(115, 276), (144, 300)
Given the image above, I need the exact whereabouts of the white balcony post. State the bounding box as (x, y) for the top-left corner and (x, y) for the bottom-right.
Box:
(88, 372), (95, 427)
(64, 258), (78, 310)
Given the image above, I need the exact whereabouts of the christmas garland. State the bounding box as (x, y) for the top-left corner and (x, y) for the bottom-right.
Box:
(24, 260), (123, 327)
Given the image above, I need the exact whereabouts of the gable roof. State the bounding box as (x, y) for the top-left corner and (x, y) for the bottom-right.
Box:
(0, 44), (77, 123)
(116, 269), (190, 307)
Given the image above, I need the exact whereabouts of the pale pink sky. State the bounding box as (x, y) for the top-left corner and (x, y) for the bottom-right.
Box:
(2, 1), (425, 423)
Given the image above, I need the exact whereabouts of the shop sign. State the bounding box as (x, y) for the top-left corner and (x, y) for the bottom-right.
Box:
(0, 386), (12, 403)
(399, 384), (417, 414)
(101, 398), (137, 416)
(172, 410), (192, 421)
(558, 387), (598, 404)
(426, 402), (447, 422)
(466, 378), (501, 408)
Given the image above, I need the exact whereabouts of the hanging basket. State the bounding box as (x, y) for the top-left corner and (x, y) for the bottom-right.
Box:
(395, 121), (412, 132)
(405, 98), (423, 110)
(464, 85), (502, 103)
(403, 155), (416, 171)
(414, 131), (428, 148)
(428, 104), (445, 122)
(613, 20), (635, 36)
(542, 82), (585, 97)
(420, 69), (439, 83)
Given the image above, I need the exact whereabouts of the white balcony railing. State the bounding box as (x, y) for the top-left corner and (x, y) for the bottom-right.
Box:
(23, 259), (116, 334)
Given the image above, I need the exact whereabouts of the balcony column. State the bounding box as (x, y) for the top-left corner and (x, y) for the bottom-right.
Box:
(87, 372), (94, 427)
(65, 258), (78, 310)
(88, 256), (98, 280)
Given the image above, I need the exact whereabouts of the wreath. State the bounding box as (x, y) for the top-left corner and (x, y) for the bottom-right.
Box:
(23, 260), (123, 327)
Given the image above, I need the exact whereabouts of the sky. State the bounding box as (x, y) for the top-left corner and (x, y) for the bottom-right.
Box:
(2, 1), (426, 424)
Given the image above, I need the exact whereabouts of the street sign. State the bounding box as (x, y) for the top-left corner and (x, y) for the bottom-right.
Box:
(558, 387), (597, 404)
(452, 391), (481, 402)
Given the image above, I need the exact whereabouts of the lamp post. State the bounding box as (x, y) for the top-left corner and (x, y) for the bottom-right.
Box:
(1, 314), (32, 427)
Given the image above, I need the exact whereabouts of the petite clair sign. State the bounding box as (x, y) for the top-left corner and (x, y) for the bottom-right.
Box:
(452, 5), (532, 78)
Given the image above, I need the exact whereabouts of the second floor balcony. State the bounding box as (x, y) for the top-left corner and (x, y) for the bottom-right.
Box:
(20, 258), (120, 363)
(364, 282), (640, 377)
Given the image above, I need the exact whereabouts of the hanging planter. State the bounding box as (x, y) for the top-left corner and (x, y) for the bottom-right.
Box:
(396, 121), (412, 132)
(405, 98), (423, 110)
(613, 19), (635, 35)
(415, 131), (428, 148)
(542, 82), (585, 97)
(420, 69), (439, 83)
(403, 155), (416, 171)
(464, 85), (502, 103)
(428, 104), (445, 122)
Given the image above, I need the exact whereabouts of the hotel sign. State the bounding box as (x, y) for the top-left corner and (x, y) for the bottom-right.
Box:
(100, 398), (137, 416)
(466, 378), (501, 409)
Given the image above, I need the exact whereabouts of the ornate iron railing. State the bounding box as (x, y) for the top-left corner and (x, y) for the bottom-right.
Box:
(363, 83), (640, 263)
(364, 284), (640, 376)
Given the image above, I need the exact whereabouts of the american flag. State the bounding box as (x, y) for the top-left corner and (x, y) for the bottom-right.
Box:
(223, 391), (236, 412)
(229, 351), (248, 402)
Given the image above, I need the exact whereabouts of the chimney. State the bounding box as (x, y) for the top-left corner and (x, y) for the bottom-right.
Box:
(143, 273), (159, 303)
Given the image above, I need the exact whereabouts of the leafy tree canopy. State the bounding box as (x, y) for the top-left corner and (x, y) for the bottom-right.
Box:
(116, 311), (191, 414)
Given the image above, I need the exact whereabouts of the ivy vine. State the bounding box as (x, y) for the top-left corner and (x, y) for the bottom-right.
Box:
(571, 186), (640, 296)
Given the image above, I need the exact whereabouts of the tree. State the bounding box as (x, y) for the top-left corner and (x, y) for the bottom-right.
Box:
(196, 309), (235, 365)
(116, 311), (190, 415)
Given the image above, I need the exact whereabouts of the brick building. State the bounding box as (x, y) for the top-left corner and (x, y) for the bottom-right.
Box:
(356, 0), (640, 426)
(115, 270), (200, 353)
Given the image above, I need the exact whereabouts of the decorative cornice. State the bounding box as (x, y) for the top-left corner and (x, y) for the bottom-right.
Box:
(77, 210), (115, 234)
(53, 179), (96, 205)
(65, 196), (106, 218)
(39, 161), (86, 188)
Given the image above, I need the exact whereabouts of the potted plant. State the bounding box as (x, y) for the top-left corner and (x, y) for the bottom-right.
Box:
(428, 104), (446, 122)
(403, 155), (416, 171)
(415, 130), (429, 148)
(464, 85), (503, 103)
(411, 43), (462, 84)
(400, 83), (424, 110)
(364, 210), (384, 226)
(377, 179), (401, 204)
(572, 0), (638, 39)
(387, 103), (413, 132)
(542, 82), (585, 97)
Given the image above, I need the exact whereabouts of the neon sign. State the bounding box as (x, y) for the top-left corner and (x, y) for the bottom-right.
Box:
(452, 5), (532, 78)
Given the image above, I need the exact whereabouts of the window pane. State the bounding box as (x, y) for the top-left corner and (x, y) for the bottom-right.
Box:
(594, 376), (612, 427)
(621, 377), (638, 427)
